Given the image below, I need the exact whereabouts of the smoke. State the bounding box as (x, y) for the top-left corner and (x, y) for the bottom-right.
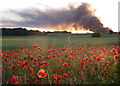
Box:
(2, 3), (109, 32)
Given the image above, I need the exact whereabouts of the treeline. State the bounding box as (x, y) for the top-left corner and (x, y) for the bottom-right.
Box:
(1, 28), (47, 36)
(0, 27), (119, 36)
(0, 28), (72, 36)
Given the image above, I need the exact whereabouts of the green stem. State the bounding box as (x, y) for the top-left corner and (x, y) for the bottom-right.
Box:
(46, 70), (52, 86)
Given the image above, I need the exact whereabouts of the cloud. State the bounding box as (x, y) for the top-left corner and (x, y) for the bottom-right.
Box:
(1, 3), (109, 32)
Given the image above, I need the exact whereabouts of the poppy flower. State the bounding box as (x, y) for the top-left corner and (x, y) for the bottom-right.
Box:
(37, 69), (47, 78)
(50, 74), (58, 79)
(21, 46), (25, 50)
(62, 62), (70, 67)
(29, 57), (34, 60)
(2, 70), (5, 72)
(103, 71), (109, 75)
(56, 75), (61, 82)
(62, 73), (68, 77)
(38, 55), (43, 58)
(28, 67), (34, 74)
(114, 55), (118, 60)
(4, 80), (9, 83)
(79, 47), (83, 50)
(50, 74), (61, 82)
(10, 65), (17, 69)
(25, 78), (31, 82)
(11, 75), (20, 84)
(37, 61), (48, 68)
(33, 45), (39, 48)
(46, 56), (50, 59)
(81, 75), (85, 79)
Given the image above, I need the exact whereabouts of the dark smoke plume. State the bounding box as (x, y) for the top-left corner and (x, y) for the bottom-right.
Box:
(2, 3), (109, 32)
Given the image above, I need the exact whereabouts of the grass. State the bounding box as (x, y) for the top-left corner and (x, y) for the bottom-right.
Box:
(1, 34), (119, 85)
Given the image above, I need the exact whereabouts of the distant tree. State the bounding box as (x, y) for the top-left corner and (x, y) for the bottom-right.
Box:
(2, 27), (47, 36)
(92, 33), (101, 37)
(108, 29), (114, 34)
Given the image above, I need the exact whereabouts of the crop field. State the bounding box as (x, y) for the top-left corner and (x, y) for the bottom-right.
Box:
(1, 34), (120, 85)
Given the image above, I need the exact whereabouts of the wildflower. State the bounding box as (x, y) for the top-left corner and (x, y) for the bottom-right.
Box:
(84, 57), (89, 61)
(56, 75), (61, 82)
(50, 74), (58, 79)
(37, 61), (48, 68)
(50, 74), (61, 82)
(61, 48), (67, 51)
(59, 69), (64, 72)
(38, 55), (43, 59)
(29, 57), (34, 60)
(11, 75), (20, 84)
(103, 71), (109, 75)
(28, 67), (34, 74)
(62, 73), (68, 77)
(46, 56), (50, 59)
(110, 48), (116, 53)
(25, 78), (31, 82)
(24, 57), (27, 60)
(81, 75), (85, 79)
(21, 46), (25, 50)
(2, 70), (5, 72)
(89, 51), (94, 54)
(33, 45), (39, 48)
(114, 55), (118, 60)
(37, 69), (47, 78)
(24, 49), (28, 53)
(52, 54), (57, 57)
(79, 47), (83, 50)
(4, 80), (9, 83)
(62, 62), (70, 67)
(21, 62), (28, 68)
(10, 65), (17, 69)
(19, 58), (23, 61)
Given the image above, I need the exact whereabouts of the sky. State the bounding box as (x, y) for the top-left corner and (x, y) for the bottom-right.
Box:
(0, 0), (119, 32)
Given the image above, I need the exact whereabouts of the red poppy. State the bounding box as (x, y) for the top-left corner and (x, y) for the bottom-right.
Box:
(62, 62), (70, 67)
(62, 73), (68, 77)
(33, 45), (39, 48)
(50, 74), (58, 79)
(46, 56), (50, 59)
(28, 67), (34, 74)
(81, 75), (85, 78)
(25, 78), (31, 82)
(56, 75), (61, 82)
(103, 71), (109, 75)
(29, 57), (34, 60)
(79, 47), (83, 50)
(50, 74), (61, 82)
(23, 61), (29, 65)
(21, 62), (28, 68)
(61, 48), (67, 51)
(11, 75), (20, 84)
(37, 61), (48, 68)
(59, 69), (64, 72)
(4, 80), (9, 83)
(21, 46), (25, 50)
(114, 55), (118, 60)
(2, 70), (5, 72)
(24, 49), (28, 53)
(10, 65), (17, 69)
(37, 69), (47, 78)
(38, 55), (43, 58)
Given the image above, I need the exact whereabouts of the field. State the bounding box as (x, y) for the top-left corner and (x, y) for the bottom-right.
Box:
(1, 34), (120, 85)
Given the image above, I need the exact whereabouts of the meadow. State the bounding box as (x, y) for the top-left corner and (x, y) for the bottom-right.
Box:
(1, 34), (120, 85)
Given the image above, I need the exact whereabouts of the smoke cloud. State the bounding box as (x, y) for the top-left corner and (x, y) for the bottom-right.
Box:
(2, 3), (109, 32)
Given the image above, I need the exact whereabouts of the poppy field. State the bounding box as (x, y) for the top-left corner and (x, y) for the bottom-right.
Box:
(1, 35), (120, 85)
(1, 44), (120, 85)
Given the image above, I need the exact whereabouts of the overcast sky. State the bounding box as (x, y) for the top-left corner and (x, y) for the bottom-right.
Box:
(0, 0), (119, 32)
